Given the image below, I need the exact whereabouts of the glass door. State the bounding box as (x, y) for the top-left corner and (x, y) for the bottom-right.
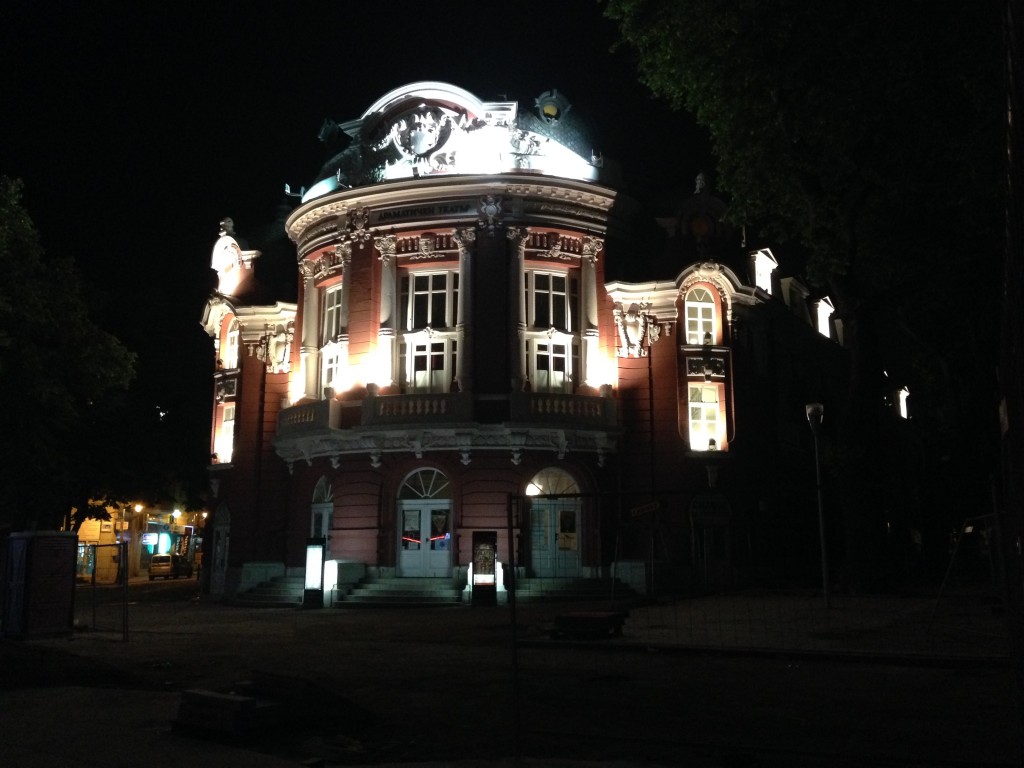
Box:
(398, 502), (451, 577)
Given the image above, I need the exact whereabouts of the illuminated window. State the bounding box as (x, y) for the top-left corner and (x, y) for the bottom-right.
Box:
(321, 343), (343, 393)
(223, 321), (239, 369)
(685, 288), (716, 345)
(527, 271), (578, 332)
(523, 270), (580, 393)
(398, 271), (459, 393)
(321, 285), (344, 344)
(214, 404), (235, 463)
(526, 338), (578, 393)
(898, 387), (909, 419)
(815, 297), (834, 338)
(401, 272), (458, 330)
(752, 248), (778, 295)
(688, 384), (721, 451)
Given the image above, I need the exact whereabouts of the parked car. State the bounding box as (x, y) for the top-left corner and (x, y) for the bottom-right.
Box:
(149, 553), (193, 580)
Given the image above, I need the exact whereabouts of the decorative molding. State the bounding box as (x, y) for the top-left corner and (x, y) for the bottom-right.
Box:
(478, 195), (503, 233)
(375, 234), (398, 265)
(273, 423), (617, 467)
(613, 302), (659, 358)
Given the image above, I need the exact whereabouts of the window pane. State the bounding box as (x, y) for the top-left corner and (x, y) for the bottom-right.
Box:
(413, 293), (428, 328)
(431, 292), (446, 326)
(553, 294), (566, 329)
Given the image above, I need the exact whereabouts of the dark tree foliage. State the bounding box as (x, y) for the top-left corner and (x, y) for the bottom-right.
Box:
(0, 177), (136, 531)
(604, 0), (1004, 588)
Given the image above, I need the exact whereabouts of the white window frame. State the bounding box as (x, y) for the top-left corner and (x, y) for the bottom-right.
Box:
(223, 322), (240, 369)
(321, 341), (345, 394)
(398, 270), (460, 393)
(523, 269), (580, 393)
(524, 332), (578, 394)
(399, 333), (457, 393)
(526, 270), (579, 332)
(214, 404), (235, 463)
(688, 384), (722, 451)
(685, 287), (716, 345)
(321, 284), (344, 345)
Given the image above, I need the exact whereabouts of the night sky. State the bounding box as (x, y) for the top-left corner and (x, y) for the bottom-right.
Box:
(1, 2), (707, 489)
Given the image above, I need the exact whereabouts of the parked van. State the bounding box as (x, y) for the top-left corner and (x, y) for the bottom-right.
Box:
(149, 553), (193, 580)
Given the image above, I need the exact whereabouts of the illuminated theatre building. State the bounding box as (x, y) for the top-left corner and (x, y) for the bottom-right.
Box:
(201, 83), (846, 603)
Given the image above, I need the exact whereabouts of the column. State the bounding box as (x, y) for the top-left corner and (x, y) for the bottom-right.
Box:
(453, 228), (476, 392)
(299, 260), (320, 400)
(507, 227), (530, 390)
(581, 236), (603, 387)
(375, 235), (397, 387)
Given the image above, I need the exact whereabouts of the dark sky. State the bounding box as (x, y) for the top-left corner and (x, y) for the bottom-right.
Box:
(1, 2), (708, 465)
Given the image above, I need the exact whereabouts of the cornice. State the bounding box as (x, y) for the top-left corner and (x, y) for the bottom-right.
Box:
(273, 424), (618, 470)
(286, 175), (617, 249)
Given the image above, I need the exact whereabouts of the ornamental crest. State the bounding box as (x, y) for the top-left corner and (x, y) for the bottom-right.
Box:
(614, 303), (658, 358)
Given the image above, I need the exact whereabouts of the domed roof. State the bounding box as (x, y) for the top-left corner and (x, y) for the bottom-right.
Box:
(304, 82), (604, 202)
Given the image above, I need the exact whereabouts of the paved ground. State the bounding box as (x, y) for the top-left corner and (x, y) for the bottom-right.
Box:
(1, 579), (1021, 767)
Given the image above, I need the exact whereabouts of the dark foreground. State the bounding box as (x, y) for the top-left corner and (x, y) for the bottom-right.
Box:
(0, 579), (1020, 768)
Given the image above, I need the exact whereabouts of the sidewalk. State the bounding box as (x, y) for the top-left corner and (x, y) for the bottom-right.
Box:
(2, 585), (1021, 767)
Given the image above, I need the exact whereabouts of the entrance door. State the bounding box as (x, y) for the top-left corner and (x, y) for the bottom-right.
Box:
(399, 501), (452, 577)
(529, 502), (580, 577)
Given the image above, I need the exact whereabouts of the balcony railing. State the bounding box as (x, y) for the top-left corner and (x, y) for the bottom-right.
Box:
(277, 390), (617, 437)
(362, 392), (473, 426)
(277, 399), (340, 438)
(510, 391), (617, 428)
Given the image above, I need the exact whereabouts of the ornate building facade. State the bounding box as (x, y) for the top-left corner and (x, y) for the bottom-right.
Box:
(201, 83), (847, 602)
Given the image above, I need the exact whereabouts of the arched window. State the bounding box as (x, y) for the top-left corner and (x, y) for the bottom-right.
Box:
(223, 319), (240, 369)
(684, 287), (716, 345)
(525, 467), (580, 497)
(398, 468), (451, 500)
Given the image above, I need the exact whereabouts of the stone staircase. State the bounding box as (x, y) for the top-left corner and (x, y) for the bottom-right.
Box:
(232, 573), (641, 609)
(335, 575), (464, 608)
(231, 575), (304, 608)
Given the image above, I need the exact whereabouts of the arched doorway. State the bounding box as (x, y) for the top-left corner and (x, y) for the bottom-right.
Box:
(526, 467), (582, 577)
(310, 476), (333, 538)
(397, 468), (452, 577)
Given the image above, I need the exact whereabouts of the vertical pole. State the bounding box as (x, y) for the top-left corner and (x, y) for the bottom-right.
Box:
(812, 431), (830, 609)
(506, 493), (521, 759)
(121, 540), (129, 641)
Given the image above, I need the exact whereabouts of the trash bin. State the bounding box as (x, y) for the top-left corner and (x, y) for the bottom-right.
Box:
(2, 531), (78, 639)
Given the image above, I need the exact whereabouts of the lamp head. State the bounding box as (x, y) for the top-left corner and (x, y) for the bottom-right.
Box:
(805, 402), (824, 429)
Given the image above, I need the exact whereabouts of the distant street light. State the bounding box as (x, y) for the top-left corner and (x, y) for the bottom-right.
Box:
(805, 403), (831, 608)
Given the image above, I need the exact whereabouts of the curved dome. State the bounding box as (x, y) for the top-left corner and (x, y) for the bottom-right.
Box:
(304, 82), (603, 202)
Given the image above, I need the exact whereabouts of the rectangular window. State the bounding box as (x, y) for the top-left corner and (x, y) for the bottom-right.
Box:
(214, 404), (235, 463)
(321, 285), (343, 344)
(527, 338), (578, 394)
(224, 327), (239, 369)
(527, 271), (578, 331)
(523, 269), (580, 393)
(400, 271), (458, 330)
(399, 339), (457, 393)
(688, 385), (720, 451)
(398, 269), (459, 393)
(321, 345), (343, 393)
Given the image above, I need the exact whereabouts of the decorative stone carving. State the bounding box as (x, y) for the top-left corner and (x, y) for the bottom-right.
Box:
(614, 303), (659, 358)
(375, 234), (398, 265)
(478, 195), (503, 233)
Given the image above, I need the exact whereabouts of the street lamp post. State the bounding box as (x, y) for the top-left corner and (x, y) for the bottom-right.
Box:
(805, 403), (831, 608)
